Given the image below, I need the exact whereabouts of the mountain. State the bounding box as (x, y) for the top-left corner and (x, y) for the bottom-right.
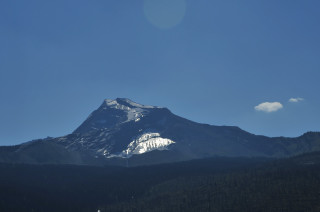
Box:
(1, 98), (320, 166)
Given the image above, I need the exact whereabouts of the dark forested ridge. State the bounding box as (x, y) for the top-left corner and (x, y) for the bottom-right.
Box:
(1, 153), (320, 211)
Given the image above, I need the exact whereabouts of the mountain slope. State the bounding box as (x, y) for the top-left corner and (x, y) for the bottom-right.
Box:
(0, 98), (320, 166)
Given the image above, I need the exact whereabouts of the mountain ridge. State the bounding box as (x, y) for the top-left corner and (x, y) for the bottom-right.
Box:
(0, 98), (320, 166)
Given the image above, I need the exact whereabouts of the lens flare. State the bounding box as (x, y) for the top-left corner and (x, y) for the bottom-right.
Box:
(144, 0), (186, 29)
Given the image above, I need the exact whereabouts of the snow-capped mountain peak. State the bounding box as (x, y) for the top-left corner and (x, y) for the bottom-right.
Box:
(69, 98), (175, 160)
(104, 98), (162, 110)
(73, 98), (167, 134)
(100, 98), (159, 124)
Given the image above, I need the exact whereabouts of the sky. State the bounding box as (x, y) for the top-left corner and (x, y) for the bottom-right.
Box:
(1, 0), (319, 145)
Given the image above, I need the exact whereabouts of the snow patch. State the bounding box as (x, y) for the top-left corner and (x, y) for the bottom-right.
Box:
(107, 132), (175, 158)
(103, 99), (158, 123)
(104, 98), (163, 109)
(116, 98), (162, 109)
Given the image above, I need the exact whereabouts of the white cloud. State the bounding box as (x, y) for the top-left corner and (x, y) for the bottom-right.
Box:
(254, 102), (283, 113)
(289, 97), (304, 103)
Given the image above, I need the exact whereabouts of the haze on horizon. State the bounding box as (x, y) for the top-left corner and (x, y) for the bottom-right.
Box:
(0, 0), (319, 145)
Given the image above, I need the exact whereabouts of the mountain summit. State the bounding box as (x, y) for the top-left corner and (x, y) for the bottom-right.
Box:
(74, 98), (164, 134)
(1, 98), (320, 166)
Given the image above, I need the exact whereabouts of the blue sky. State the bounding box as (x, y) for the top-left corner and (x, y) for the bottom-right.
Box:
(1, 0), (319, 145)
